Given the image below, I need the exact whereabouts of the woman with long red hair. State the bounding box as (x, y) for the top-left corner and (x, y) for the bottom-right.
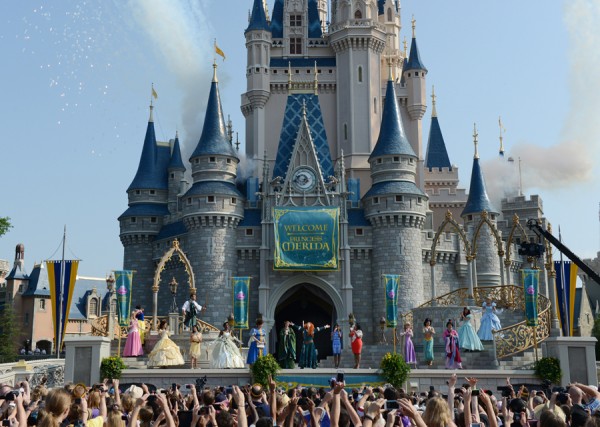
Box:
(292, 320), (330, 369)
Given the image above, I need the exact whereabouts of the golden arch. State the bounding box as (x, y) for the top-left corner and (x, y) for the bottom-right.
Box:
(470, 211), (504, 258)
(430, 210), (471, 266)
(504, 213), (528, 264)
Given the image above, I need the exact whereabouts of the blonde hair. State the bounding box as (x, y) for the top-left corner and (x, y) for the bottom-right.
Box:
(88, 390), (101, 408)
(38, 389), (72, 427)
(106, 406), (126, 427)
(121, 394), (134, 414)
(422, 397), (453, 427)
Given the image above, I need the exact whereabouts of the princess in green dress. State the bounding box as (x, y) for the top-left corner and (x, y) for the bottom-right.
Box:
(422, 318), (435, 366)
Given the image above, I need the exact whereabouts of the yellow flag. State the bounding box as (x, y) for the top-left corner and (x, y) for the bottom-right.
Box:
(215, 42), (226, 61)
(152, 86), (158, 99)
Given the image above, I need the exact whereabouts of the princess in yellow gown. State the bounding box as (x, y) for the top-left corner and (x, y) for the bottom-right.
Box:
(148, 320), (185, 368)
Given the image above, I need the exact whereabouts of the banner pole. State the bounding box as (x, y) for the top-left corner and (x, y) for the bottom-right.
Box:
(393, 327), (396, 354)
(533, 325), (538, 362)
(118, 330), (122, 358)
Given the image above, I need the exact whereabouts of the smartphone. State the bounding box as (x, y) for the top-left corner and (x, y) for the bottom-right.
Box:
(471, 389), (480, 397)
(385, 400), (399, 410)
(172, 383), (177, 391)
(185, 385), (191, 389)
(454, 388), (462, 394)
(336, 371), (344, 383)
(75, 398), (82, 404)
(121, 415), (128, 421)
(527, 421), (539, 427)
(2, 420), (10, 426)
(470, 423), (480, 427)
(225, 387), (233, 395)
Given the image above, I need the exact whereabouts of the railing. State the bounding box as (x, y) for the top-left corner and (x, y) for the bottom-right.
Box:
(401, 285), (551, 360)
(90, 315), (219, 339)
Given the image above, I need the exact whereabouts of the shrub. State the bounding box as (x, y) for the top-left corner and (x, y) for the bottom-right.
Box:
(100, 356), (127, 380)
(251, 354), (280, 388)
(380, 352), (411, 389)
(533, 357), (562, 385)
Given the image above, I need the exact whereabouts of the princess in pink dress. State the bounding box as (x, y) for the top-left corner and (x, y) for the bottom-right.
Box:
(400, 322), (417, 367)
(123, 314), (144, 357)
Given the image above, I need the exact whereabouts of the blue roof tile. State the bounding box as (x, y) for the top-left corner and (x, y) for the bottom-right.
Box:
(190, 79), (238, 159)
(68, 278), (109, 320)
(238, 209), (262, 226)
(348, 209), (370, 226)
(246, 0), (270, 33)
(6, 264), (28, 280)
(273, 93), (334, 180)
(128, 117), (169, 191)
(168, 135), (186, 171)
(363, 181), (425, 199)
(425, 116), (452, 170)
(370, 80), (416, 160)
(22, 265), (50, 297)
(404, 37), (427, 72)
(307, 0), (323, 38)
(271, 0), (284, 38)
(119, 203), (170, 220)
(461, 158), (498, 216)
(155, 221), (187, 241)
(183, 181), (244, 198)
(270, 57), (336, 68)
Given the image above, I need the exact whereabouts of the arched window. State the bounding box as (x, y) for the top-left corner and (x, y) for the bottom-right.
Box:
(354, 9), (362, 19)
(88, 298), (98, 318)
(387, 8), (392, 21)
(344, 123), (348, 140)
(358, 66), (363, 83)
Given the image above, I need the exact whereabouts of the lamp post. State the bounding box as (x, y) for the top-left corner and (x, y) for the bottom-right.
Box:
(379, 316), (387, 344)
(169, 277), (178, 313)
(106, 273), (116, 340)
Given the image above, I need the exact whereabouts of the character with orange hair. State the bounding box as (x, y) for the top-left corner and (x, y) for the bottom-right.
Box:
(291, 320), (330, 368)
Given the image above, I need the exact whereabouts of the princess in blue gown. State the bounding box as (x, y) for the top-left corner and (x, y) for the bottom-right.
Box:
(477, 298), (502, 341)
(247, 318), (266, 365)
(458, 307), (484, 351)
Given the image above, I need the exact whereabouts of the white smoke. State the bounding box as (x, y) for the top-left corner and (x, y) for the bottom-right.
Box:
(125, 0), (214, 161)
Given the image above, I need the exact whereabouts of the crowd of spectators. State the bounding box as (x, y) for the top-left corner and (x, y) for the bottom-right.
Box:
(1, 373), (599, 427)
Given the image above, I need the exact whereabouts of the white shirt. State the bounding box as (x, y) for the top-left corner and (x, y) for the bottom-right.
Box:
(182, 299), (203, 313)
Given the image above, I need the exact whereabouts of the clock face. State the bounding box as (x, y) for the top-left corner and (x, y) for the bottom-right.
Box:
(292, 167), (317, 192)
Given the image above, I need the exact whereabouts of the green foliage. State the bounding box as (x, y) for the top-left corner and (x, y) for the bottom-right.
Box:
(533, 357), (562, 384)
(592, 317), (600, 360)
(100, 356), (127, 380)
(250, 354), (280, 388)
(380, 352), (411, 389)
(0, 217), (11, 238)
(0, 303), (19, 363)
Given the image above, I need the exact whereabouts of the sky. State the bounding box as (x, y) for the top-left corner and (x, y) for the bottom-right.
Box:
(1, 0), (599, 279)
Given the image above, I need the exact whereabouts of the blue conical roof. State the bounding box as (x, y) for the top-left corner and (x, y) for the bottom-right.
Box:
(404, 37), (427, 72)
(461, 158), (497, 216)
(168, 134), (185, 171)
(246, 0), (270, 33)
(271, 0), (284, 38)
(128, 109), (168, 191)
(425, 116), (451, 170)
(190, 75), (238, 159)
(307, 0), (323, 38)
(370, 80), (416, 160)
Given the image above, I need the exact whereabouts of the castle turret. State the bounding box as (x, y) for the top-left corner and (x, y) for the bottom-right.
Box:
(379, 0), (402, 80)
(330, 0), (387, 191)
(119, 105), (169, 309)
(184, 64), (245, 326)
(167, 131), (186, 215)
(363, 74), (428, 316)
(242, 0), (272, 167)
(461, 125), (501, 287)
(402, 18), (427, 188)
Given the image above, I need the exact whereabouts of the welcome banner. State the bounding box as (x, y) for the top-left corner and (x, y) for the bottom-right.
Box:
(46, 260), (79, 349)
(115, 271), (134, 327)
(274, 207), (339, 270)
(232, 277), (250, 329)
(521, 269), (539, 327)
(555, 261), (578, 336)
(383, 274), (400, 328)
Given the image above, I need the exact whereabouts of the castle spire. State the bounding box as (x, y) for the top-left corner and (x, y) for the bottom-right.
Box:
(424, 88), (451, 171)
(313, 61), (318, 95)
(212, 60), (218, 83)
(246, 0), (270, 33)
(498, 116), (505, 156)
(168, 131), (185, 171)
(404, 19), (427, 72)
(473, 123), (479, 160)
(288, 61), (293, 93)
(462, 123), (497, 216)
(411, 15), (416, 38)
(431, 85), (437, 118)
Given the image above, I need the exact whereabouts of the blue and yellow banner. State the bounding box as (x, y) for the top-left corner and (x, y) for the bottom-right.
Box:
(115, 271), (134, 327)
(273, 207), (339, 270)
(232, 277), (250, 329)
(383, 274), (400, 328)
(555, 261), (578, 336)
(521, 269), (539, 327)
(46, 260), (79, 349)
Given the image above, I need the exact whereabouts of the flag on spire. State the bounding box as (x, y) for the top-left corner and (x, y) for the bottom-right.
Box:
(151, 84), (158, 100)
(215, 40), (226, 61)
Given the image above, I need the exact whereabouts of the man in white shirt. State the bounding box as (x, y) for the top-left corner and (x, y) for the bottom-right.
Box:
(182, 292), (206, 330)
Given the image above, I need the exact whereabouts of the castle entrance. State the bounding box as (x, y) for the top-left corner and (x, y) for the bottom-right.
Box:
(274, 283), (337, 364)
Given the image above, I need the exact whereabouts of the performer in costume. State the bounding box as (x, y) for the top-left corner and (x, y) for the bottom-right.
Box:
(349, 323), (363, 369)
(211, 322), (245, 369)
(247, 318), (266, 365)
(477, 298), (502, 341)
(458, 307), (484, 352)
(443, 320), (463, 369)
(423, 318), (435, 366)
(399, 322), (417, 367)
(189, 325), (203, 369)
(123, 313), (143, 357)
(182, 291), (206, 330)
(134, 306), (145, 344)
(148, 320), (184, 367)
(331, 324), (343, 369)
(292, 321), (330, 369)
(278, 320), (297, 369)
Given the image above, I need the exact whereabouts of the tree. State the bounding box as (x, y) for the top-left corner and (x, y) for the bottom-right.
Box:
(0, 217), (12, 238)
(0, 303), (20, 362)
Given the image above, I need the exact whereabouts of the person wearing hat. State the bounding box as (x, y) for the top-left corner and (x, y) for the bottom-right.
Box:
(182, 291), (206, 331)
(249, 384), (271, 418)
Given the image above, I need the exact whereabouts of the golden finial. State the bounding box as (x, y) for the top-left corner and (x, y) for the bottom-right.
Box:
(288, 61), (292, 92)
(411, 15), (416, 38)
(302, 99), (307, 119)
(431, 85), (437, 118)
(388, 60), (393, 81)
(498, 116), (505, 156)
(313, 61), (318, 95)
(403, 37), (408, 58)
(212, 59), (218, 83)
(473, 123), (479, 159)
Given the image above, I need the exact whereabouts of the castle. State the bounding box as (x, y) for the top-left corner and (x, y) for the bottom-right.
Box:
(118, 0), (564, 358)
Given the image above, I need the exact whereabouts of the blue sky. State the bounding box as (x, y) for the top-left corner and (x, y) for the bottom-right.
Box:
(1, 1), (599, 278)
